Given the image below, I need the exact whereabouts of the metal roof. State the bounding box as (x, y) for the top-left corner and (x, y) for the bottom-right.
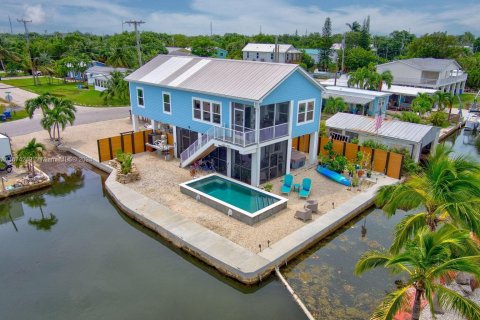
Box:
(125, 55), (321, 101)
(326, 86), (391, 97)
(323, 92), (373, 105)
(86, 66), (128, 74)
(379, 58), (461, 72)
(326, 113), (440, 145)
(242, 43), (296, 53)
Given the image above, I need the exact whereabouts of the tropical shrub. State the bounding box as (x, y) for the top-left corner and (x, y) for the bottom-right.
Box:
(328, 155), (348, 173)
(323, 96), (347, 114)
(362, 139), (387, 150)
(319, 120), (328, 137)
(350, 138), (359, 144)
(428, 111), (449, 127)
(263, 183), (273, 192)
(399, 111), (422, 124)
(116, 150), (134, 174)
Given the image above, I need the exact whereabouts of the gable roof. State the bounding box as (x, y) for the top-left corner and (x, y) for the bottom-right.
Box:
(125, 55), (323, 102)
(326, 113), (439, 144)
(378, 58), (461, 72)
(242, 43), (297, 53)
(86, 66), (128, 74)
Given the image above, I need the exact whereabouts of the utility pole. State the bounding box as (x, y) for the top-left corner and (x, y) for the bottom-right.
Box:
(8, 16), (13, 33)
(210, 21), (213, 36)
(17, 18), (37, 85)
(124, 20), (145, 66)
(341, 32), (346, 73)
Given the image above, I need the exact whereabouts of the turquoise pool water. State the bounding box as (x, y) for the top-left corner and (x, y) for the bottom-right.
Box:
(186, 175), (278, 213)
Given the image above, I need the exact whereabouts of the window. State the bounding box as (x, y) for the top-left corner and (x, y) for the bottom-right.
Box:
(163, 92), (171, 114)
(247, 52), (250, 59)
(297, 99), (315, 124)
(271, 53), (274, 60)
(192, 98), (221, 125)
(256, 52), (259, 59)
(137, 88), (144, 107)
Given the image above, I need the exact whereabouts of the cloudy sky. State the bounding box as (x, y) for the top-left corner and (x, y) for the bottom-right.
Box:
(1, 0), (479, 36)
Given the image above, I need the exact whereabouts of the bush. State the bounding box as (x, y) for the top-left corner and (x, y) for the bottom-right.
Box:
(362, 139), (388, 150)
(116, 150), (133, 174)
(399, 111), (422, 124)
(319, 120), (328, 137)
(350, 138), (359, 144)
(389, 147), (422, 176)
(429, 112), (449, 127)
(264, 183), (273, 192)
(328, 155), (348, 173)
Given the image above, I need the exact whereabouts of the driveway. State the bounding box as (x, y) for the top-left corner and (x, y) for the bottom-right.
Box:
(0, 81), (131, 137)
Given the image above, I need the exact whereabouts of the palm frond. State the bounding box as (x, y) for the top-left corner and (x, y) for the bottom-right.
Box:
(434, 284), (480, 320)
(370, 286), (411, 320)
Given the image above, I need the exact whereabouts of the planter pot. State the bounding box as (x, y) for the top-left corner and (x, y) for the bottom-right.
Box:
(358, 170), (364, 178)
(367, 172), (372, 178)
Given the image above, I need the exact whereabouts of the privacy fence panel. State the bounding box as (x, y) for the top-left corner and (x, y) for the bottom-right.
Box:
(97, 129), (154, 162)
(317, 136), (403, 179)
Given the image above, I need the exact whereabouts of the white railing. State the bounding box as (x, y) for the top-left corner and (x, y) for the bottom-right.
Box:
(438, 73), (468, 86)
(392, 76), (438, 86)
(259, 123), (289, 143)
(180, 123), (290, 163)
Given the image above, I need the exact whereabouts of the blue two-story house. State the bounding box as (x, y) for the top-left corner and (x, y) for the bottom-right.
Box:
(125, 55), (324, 186)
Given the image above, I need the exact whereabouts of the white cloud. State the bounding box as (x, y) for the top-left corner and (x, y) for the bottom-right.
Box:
(23, 4), (46, 24)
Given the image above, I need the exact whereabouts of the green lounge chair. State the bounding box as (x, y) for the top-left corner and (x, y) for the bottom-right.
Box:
(280, 174), (294, 195)
(299, 178), (312, 199)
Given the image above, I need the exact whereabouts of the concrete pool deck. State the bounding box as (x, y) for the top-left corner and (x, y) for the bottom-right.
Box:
(101, 157), (398, 284)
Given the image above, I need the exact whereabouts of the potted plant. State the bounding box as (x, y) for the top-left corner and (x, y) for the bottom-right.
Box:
(347, 162), (355, 177)
(264, 183), (273, 192)
(352, 173), (360, 187)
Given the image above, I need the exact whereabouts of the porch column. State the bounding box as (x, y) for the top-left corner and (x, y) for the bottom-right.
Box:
(461, 81), (466, 94)
(226, 147), (232, 177)
(254, 102), (261, 144)
(132, 114), (140, 131)
(172, 125), (178, 158)
(151, 119), (159, 131)
(250, 150), (260, 186)
(454, 82), (460, 95)
(412, 143), (422, 163)
(308, 131), (319, 165)
(286, 138), (292, 174)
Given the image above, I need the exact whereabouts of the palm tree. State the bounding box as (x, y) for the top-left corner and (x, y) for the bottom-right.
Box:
(15, 138), (46, 177)
(348, 67), (370, 89)
(376, 70), (393, 91)
(0, 40), (20, 71)
(355, 225), (480, 320)
(100, 71), (129, 103)
(323, 96), (347, 114)
(25, 93), (54, 118)
(43, 98), (77, 141)
(445, 93), (456, 121)
(376, 145), (480, 253)
(411, 93), (434, 115)
(434, 91), (452, 112)
(346, 21), (362, 32)
(106, 45), (134, 68)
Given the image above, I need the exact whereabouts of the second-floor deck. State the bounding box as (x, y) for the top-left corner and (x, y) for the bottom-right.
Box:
(392, 73), (467, 88)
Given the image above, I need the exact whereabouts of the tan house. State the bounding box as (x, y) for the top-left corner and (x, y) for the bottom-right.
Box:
(376, 58), (467, 95)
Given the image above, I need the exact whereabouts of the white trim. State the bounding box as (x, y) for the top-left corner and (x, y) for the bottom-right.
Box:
(136, 87), (145, 108)
(179, 173), (288, 218)
(191, 96), (223, 127)
(296, 98), (316, 126)
(162, 91), (172, 114)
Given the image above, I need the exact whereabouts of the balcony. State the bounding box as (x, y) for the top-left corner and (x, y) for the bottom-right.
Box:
(392, 73), (467, 88)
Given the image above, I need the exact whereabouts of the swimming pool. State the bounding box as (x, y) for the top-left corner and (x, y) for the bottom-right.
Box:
(180, 174), (287, 225)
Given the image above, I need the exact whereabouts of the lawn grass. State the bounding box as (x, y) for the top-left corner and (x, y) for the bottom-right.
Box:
(0, 77), (128, 107)
(453, 93), (477, 108)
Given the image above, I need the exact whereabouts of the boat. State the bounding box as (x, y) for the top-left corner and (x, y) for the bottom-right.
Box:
(316, 165), (351, 187)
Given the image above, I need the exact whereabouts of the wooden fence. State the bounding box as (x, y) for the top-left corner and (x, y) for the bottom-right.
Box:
(293, 134), (403, 179)
(97, 130), (155, 162)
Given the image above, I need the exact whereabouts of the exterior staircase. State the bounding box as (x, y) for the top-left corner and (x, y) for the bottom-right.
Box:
(180, 123), (289, 168)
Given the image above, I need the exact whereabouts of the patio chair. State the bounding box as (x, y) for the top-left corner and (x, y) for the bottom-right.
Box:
(304, 200), (318, 213)
(294, 208), (312, 222)
(299, 178), (312, 199)
(280, 174), (294, 195)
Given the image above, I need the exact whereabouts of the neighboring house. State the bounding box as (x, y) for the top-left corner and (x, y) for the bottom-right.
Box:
(214, 47), (228, 59)
(326, 113), (440, 162)
(323, 86), (391, 118)
(303, 45), (340, 65)
(242, 43), (301, 63)
(126, 55), (324, 186)
(320, 76), (438, 110)
(66, 61), (105, 80)
(85, 66), (128, 92)
(376, 58), (467, 95)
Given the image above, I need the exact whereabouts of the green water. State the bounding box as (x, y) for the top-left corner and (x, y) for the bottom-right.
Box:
(0, 168), (304, 320)
(283, 128), (480, 319)
(187, 175), (277, 213)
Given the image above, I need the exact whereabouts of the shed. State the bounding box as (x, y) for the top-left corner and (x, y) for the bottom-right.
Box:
(326, 113), (440, 162)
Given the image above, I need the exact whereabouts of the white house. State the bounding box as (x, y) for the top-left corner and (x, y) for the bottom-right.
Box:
(376, 58), (467, 95)
(242, 43), (301, 63)
(85, 66), (128, 92)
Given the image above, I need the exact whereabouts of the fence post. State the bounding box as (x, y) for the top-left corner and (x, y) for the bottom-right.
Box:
(97, 140), (101, 162)
(108, 138), (113, 160)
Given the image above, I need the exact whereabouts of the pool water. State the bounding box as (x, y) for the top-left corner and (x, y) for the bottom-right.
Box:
(186, 175), (278, 213)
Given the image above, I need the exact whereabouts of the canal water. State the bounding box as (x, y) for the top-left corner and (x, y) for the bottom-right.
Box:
(0, 129), (477, 320)
(282, 128), (480, 319)
(0, 168), (304, 320)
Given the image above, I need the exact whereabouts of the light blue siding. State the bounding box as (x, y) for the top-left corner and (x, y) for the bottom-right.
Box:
(261, 70), (322, 138)
(129, 82), (251, 133)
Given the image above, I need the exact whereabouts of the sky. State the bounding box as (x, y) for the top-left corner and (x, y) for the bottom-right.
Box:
(1, 0), (479, 36)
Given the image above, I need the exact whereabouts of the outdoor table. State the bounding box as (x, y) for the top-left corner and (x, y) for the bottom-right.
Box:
(293, 183), (301, 192)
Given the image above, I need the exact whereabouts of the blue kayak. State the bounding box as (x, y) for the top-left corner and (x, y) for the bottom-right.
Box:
(316, 165), (351, 187)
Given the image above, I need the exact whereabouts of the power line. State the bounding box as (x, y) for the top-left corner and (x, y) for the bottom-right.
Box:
(124, 20), (145, 66)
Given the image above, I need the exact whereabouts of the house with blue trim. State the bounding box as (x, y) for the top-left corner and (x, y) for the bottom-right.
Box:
(323, 86), (391, 117)
(214, 47), (228, 59)
(125, 55), (324, 186)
